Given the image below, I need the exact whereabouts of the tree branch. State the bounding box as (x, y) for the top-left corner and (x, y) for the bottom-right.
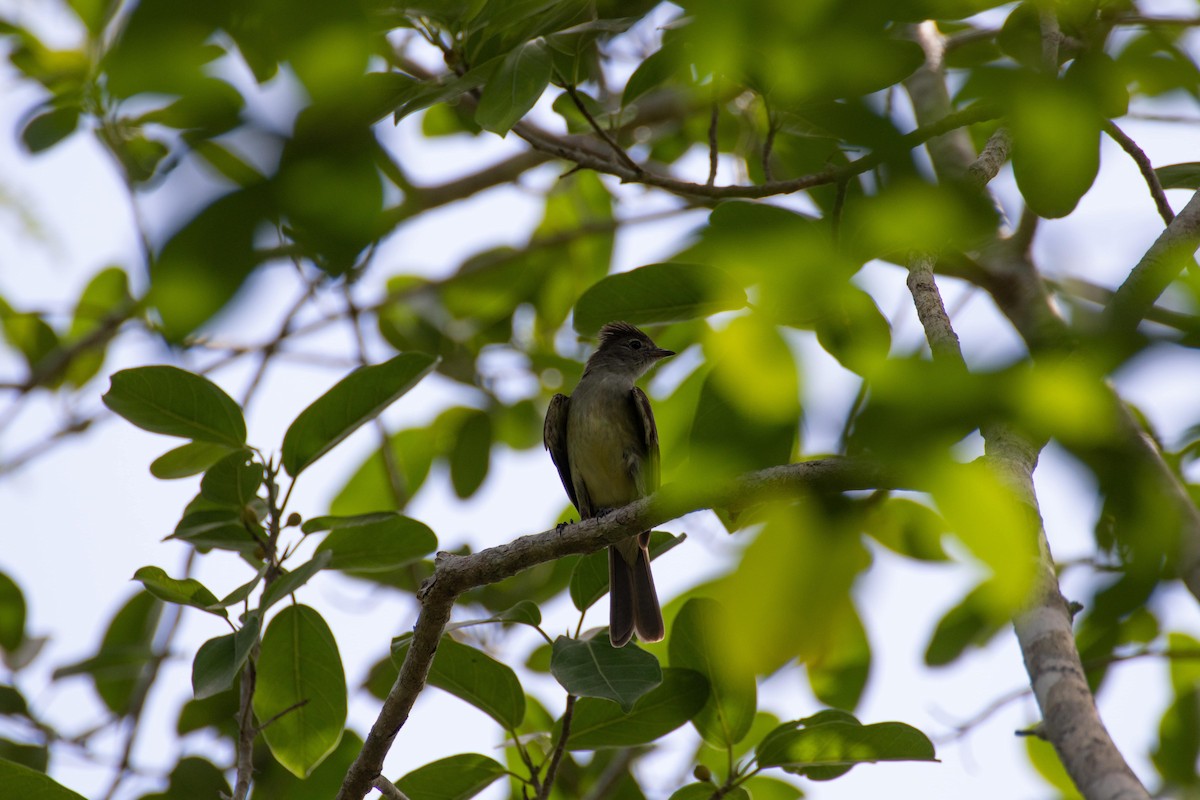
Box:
(335, 457), (894, 800)
(1102, 121), (1175, 225)
(1103, 188), (1200, 336)
(537, 694), (575, 800)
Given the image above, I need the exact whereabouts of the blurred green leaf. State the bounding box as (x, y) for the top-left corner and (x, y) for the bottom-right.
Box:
(865, 498), (950, 562)
(282, 352), (439, 477)
(395, 753), (507, 800)
(1009, 75), (1101, 218)
(757, 720), (936, 773)
(1155, 162), (1200, 191)
(806, 603), (871, 711)
(924, 580), (1009, 666)
(450, 410), (493, 498)
(550, 636), (662, 712)
(330, 427), (437, 514)
(312, 514), (437, 572)
(253, 605), (346, 777)
(137, 756), (232, 800)
(669, 598), (756, 747)
(1026, 735), (1082, 799)
(0, 757), (86, 799)
(393, 635), (525, 730)
(566, 667), (708, 749)
(20, 104), (79, 153)
(149, 185), (272, 341)
(103, 366), (246, 447)
(573, 263), (748, 336)
(0, 573), (26, 652)
(569, 532), (684, 612)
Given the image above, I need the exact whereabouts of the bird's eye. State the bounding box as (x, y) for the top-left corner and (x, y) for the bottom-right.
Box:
(628, 340), (642, 349)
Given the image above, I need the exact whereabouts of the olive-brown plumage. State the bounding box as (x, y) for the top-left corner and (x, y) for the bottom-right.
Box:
(544, 322), (674, 646)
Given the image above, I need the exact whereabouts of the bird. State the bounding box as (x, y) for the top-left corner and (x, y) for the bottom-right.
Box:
(544, 321), (674, 647)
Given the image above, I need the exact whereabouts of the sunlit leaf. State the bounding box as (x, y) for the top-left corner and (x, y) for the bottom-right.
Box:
(133, 567), (226, 617)
(253, 605), (346, 777)
(282, 352), (439, 477)
(669, 598), (756, 746)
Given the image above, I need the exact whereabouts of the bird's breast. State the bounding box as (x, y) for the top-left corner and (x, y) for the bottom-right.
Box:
(567, 385), (642, 511)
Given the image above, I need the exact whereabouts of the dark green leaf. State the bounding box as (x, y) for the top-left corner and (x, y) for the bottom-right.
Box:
(450, 410), (493, 498)
(133, 566), (226, 617)
(313, 514), (437, 572)
(1155, 162), (1200, 191)
(475, 39), (553, 134)
(0, 572), (26, 652)
(392, 636), (525, 730)
(756, 720), (936, 772)
(249, 730), (363, 800)
(103, 366), (246, 447)
(569, 531), (684, 611)
(669, 786), (749, 800)
(150, 441), (237, 480)
(395, 753), (507, 800)
(669, 598), (756, 747)
(253, 605), (347, 777)
(200, 451), (264, 507)
(573, 263), (747, 336)
(261, 551), (333, 611)
(550, 636), (662, 712)
(0, 757), (86, 799)
(149, 185), (272, 341)
(138, 756), (231, 800)
(566, 667), (708, 749)
(0, 685), (29, 717)
(169, 508), (262, 555)
(192, 613), (260, 700)
(282, 352), (439, 477)
(20, 105), (79, 153)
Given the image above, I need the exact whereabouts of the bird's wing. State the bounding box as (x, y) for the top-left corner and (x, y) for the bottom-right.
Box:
(630, 386), (660, 495)
(544, 393), (579, 511)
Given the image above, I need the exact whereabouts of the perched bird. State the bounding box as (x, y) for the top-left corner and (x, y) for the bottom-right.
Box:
(544, 321), (674, 646)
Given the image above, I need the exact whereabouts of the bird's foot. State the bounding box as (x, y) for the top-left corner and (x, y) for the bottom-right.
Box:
(595, 507), (616, 518)
(555, 520), (573, 533)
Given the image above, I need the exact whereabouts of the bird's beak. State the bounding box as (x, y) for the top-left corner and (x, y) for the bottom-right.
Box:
(652, 348), (675, 359)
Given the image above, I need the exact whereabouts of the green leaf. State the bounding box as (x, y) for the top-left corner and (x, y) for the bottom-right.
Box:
(573, 263), (747, 336)
(261, 551), (333, 611)
(249, 730), (363, 800)
(282, 352), (439, 477)
(312, 514), (437, 572)
(475, 39), (553, 135)
(569, 531), (684, 612)
(54, 592), (161, 715)
(757, 720), (936, 773)
(199, 451), (264, 507)
(21, 105), (79, 153)
(0, 685), (29, 717)
(864, 498), (949, 562)
(1155, 162), (1200, 191)
(449, 410), (492, 498)
(192, 613), (260, 699)
(623, 41), (684, 107)
(133, 566), (226, 617)
(392, 635), (525, 730)
(169, 508), (262, 555)
(550, 636), (662, 712)
(64, 265), (131, 387)
(395, 753), (507, 800)
(149, 185), (272, 340)
(150, 441), (237, 480)
(0, 572), (26, 652)
(1009, 76), (1101, 218)
(806, 605), (871, 711)
(566, 667), (708, 749)
(102, 366), (246, 447)
(138, 756), (232, 800)
(669, 598), (756, 747)
(253, 605), (347, 778)
(669, 785), (749, 800)
(0, 757), (87, 799)
(443, 601), (544, 635)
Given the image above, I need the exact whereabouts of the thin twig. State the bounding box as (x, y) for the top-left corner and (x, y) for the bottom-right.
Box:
(537, 695), (575, 800)
(706, 95), (719, 187)
(232, 660), (257, 800)
(562, 84), (643, 176)
(1102, 120), (1175, 225)
(373, 776), (412, 800)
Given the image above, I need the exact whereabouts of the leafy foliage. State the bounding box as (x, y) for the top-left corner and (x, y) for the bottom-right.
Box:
(1, 0), (1198, 797)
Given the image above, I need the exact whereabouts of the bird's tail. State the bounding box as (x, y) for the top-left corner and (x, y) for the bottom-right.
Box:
(609, 535), (664, 647)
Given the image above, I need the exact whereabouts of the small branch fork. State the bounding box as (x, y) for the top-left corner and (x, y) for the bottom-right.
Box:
(334, 458), (894, 800)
